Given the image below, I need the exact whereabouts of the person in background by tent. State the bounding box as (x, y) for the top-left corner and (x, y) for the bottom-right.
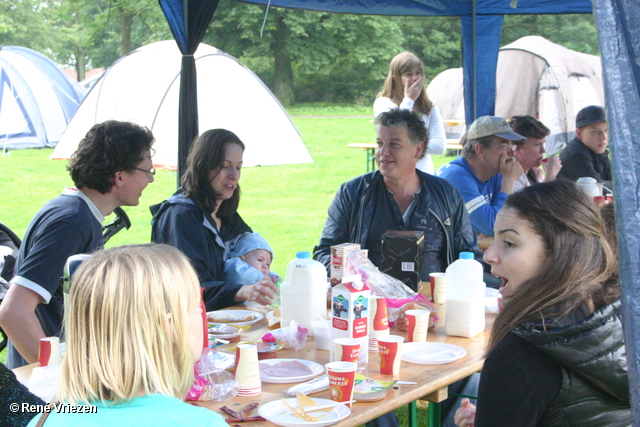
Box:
(0, 121), (155, 369)
(508, 115), (562, 192)
(436, 116), (524, 237)
(374, 51), (446, 175)
(557, 105), (612, 192)
(151, 129), (278, 311)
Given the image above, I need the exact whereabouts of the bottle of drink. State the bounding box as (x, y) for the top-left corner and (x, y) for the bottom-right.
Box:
(445, 252), (486, 338)
(280, 251), (328, 336)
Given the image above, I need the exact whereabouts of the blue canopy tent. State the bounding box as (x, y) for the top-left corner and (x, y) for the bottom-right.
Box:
(156, 1), (640, 421)
(232, 0), (594, 125)
(157, 0), (219, 182)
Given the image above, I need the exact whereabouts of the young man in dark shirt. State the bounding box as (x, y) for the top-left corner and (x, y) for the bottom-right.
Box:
(0, 121), (155, 368)
(558, 105), (612, 190)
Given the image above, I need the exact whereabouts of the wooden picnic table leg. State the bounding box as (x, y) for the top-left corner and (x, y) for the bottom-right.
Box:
(424, 387), (448, 427)
(367, 147), (375, 172)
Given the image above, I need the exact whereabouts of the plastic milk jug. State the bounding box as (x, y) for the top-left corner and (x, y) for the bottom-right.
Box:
(280, 251), (328, 336)
(577, 177), (602, 198)
(445, 252), (486, 338)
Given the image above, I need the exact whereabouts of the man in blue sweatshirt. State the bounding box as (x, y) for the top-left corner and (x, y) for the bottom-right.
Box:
(437, 116), (524, 237)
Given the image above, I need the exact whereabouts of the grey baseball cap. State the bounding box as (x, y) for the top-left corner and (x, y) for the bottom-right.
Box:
(576, 105), (606, 128)
(467, 116), (525, 142)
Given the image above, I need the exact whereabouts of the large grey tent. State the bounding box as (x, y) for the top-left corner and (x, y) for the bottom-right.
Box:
(427, 36), (605, 154)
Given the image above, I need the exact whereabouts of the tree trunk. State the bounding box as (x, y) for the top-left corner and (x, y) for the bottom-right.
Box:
(272, 12), (294, 106)
(74, 47), (86, 82)
(120, 9), (133, 56)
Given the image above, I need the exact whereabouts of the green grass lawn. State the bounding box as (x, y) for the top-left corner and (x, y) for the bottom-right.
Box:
(0, 114), (455, 276)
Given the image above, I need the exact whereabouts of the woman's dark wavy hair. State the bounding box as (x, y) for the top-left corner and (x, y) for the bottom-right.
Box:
(488, 180), (619, 352)
(180, 129), (245, 217)
(69, 121), (154, 194)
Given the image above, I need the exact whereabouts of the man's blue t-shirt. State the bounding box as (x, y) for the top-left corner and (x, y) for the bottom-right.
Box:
(7, 188), (103, 368)
(436, 157), (507, 236)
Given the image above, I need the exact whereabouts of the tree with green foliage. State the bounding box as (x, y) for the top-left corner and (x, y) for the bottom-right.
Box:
(206, 1), (404, 105)
(1, 0), (599, 101)
(501, 14), (599, 55)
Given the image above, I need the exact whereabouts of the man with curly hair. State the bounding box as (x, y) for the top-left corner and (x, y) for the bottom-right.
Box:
(0, 121), (154, 368)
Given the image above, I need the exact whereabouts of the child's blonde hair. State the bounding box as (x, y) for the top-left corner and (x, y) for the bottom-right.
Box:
(55, 244), (201, 405)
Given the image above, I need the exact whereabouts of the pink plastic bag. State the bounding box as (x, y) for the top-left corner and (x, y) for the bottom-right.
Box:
(345, 250), (438, 327)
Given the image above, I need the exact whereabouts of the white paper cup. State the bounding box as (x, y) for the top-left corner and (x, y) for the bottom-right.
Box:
(377, 335), (404, 375)
(234, 344), (261, 396)
(332, 337), (360, 363)
(311, 320), (332, 351)
(405, 309), (430, 342)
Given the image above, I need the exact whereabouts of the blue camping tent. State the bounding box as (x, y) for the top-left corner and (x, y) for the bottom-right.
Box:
(0, 46), (86, 150)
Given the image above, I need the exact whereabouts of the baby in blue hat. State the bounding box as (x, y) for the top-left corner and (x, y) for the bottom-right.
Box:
(225, 232), (280, 285)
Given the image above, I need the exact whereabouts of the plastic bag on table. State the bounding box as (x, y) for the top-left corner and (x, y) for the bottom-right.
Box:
(187, 348), (238, 402)
(261, 319), (308, 351)
(345, 249), (438, 329)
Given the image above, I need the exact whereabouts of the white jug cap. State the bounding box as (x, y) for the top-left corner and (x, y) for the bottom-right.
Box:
(341, 273), (363, 289)
(577, 177), (597, 184)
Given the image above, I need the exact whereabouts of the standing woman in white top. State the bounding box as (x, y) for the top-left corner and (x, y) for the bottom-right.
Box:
(374, 52), (447, 174)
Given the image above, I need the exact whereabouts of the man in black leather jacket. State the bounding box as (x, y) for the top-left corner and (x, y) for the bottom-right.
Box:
(313, 108), (498, 289)
(313, 108), (494, 427)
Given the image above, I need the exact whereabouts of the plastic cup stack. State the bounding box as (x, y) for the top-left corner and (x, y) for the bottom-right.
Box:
(234, 343), (261, 396)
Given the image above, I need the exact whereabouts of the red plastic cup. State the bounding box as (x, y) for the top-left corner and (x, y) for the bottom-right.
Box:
(377, 335), (404, 375)
(326, 361), (357, 407)
(333, 338), (360, 363)
(38, 337), (61, 367)
(405, 309), (430, 342)
(429, 272), (446, 303)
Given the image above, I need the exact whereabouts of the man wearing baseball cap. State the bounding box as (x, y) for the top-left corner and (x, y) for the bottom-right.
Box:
(557, 105), (612, 190)
(437, 116), (524, 236)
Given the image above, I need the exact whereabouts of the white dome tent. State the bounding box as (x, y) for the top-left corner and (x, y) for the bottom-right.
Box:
(51, 41), (312, 169)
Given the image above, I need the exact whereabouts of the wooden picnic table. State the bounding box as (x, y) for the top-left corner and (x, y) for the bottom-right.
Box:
(14, 304), (494, 427)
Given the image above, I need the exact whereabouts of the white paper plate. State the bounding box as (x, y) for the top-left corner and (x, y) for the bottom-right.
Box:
(401, 342), (466, 365)
(258, 397), (350, 427)
(259, 358), (324, 383)
(206, 310), (264, 327)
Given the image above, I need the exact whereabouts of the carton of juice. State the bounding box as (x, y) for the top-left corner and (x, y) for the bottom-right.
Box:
(331, 274), (370, 363)
(330, 243), (361, 286)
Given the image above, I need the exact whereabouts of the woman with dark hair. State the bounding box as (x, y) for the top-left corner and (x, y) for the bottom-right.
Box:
(151, 129), (278, 311)
(374, 52), (446, 175)
(455, 180), (629, 426)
